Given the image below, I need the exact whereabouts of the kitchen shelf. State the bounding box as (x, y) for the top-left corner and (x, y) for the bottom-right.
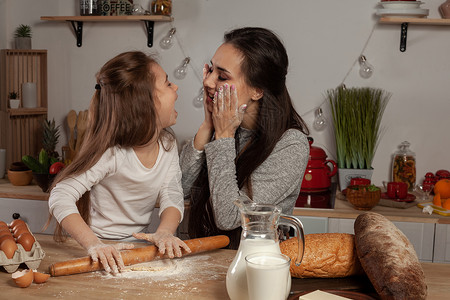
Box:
(379, 17), (450, 52)
(40, 15), (173, 47)
(7, 107), (47, 116)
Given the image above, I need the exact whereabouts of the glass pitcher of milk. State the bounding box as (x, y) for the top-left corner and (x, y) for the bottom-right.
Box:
(226, 197), (305, 300)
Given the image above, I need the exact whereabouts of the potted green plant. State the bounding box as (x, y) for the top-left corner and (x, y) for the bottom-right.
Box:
(14, 24), (32, 49)
(327, 86), (391, 190)
(8, 91), (20, 108)
(21, 119), (64, 192)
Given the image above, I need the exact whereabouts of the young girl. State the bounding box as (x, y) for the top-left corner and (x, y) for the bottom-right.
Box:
(180, 27), (310, 249)
(49, 51), (190, 274)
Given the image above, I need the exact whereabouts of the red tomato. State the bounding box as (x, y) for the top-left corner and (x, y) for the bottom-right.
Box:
(49, 162), (65, 174)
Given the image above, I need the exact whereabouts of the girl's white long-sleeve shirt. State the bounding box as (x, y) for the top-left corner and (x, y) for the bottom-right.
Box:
(48, 142), (184, 240)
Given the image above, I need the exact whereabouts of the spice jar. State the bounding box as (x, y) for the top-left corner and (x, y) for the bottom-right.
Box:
(151, 0), (172, 16)
(392, 141), (416, 191)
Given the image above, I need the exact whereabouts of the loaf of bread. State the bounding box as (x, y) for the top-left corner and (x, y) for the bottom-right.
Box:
(354, 212), (427, 300)
(280, 233), (363, 278)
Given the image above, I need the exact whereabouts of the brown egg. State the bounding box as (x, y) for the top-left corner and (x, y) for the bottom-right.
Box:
(13, 224), (29, 238)
(33, 271), (50, 283)
(10, 219), (26, 230)
(0, 227), (11, 236)
(1, 238), (18, 259)
(0, 221), (8, 227)
(12, 269), (33, 288)
(0, 233), (14, 245)
(16, 232), (35, 251)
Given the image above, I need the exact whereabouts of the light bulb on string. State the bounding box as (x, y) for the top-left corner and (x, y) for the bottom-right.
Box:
(193, 87), (204, 108)
(358, 55), (374, 79)
(313, 107), (327, 131)
(159, 28), (176, 50)
(174, 57), (190, 80)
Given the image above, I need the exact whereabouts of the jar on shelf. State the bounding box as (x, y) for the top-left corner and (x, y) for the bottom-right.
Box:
(151, 0), (172, 16)
(392, 141), (416, 191)
(80, 0), (100, 16)
(440, 0), (450, 19)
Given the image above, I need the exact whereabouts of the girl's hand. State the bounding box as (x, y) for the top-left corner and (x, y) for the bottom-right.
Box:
(87, 241), (135, 274)
(213, 84), (247, 139)
(133, 231), (191, 258)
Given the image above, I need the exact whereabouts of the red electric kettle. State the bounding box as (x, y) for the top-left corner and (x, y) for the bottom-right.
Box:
(301, 137), (337, 193)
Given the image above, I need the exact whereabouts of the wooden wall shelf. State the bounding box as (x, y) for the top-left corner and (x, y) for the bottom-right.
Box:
(8, 107), (47, 116)
(40, 15), (173, 47)
(379, 17), (450, 52)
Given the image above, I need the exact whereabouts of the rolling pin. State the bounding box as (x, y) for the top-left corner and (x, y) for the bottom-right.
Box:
(49, 235), (230, 276)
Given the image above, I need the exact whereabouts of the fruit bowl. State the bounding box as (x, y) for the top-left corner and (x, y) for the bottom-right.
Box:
(346, 185), (381, 211)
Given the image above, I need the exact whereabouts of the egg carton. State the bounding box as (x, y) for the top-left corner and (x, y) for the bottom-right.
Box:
(0, 239), (45, 273)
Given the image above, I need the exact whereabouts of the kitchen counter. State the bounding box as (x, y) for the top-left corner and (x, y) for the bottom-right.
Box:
(293, 192), (450, 225)
(0, 234), (448, 299)
(0, 178), (48, 201)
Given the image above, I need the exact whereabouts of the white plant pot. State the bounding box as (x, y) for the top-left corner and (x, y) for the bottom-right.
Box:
(338, 168), (374, 191)
(9, 99), (20, 109)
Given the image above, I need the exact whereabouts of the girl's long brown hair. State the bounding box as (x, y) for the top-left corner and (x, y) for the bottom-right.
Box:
(50, 51), (174, 242)
(188, 27), (309, 249)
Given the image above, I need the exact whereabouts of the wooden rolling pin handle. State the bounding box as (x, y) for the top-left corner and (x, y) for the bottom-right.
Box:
(49, 235), (230, 277)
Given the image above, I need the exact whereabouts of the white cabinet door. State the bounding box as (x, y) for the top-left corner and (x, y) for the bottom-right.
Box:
(0, 197), (55, 234)
(328, 218), (434, 262)
(434, 224), (450, 263)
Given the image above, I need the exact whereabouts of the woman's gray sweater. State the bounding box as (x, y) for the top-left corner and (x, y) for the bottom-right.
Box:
(180, 127), (309, 231)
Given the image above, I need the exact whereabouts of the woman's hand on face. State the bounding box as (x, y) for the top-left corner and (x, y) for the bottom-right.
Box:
(87, 241), (135, 275)
(202, 64), (214, 128)
(213, 84), (247, 139)
(133, 231), (191, 258)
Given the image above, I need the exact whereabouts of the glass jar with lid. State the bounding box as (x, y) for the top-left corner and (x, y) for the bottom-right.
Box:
(151, 0), (172, 16)
(392, 141), (416, 191)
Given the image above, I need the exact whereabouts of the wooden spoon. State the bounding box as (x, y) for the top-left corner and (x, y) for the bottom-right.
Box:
(75, 110), (88, 152)
(67, 110), (77, 151)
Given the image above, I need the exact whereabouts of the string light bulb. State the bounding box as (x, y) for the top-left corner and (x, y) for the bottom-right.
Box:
(174, 57), (190, 80)
(358, 55), (374, 79)
(193, 87), (204, 108)
(159, 28), (176, 49)
(313, 107), (327, 131)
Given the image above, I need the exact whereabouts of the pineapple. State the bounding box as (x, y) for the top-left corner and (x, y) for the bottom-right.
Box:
(42, 119), (60, 159)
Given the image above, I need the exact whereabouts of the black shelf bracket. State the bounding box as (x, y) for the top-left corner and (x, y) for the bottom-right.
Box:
(400, 22), (408, 52)
(70, 21), (84, 47)
(144, 20), (155, 47)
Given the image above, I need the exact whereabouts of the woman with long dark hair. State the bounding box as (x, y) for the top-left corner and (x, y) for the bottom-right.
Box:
(180, 27), (310, 249)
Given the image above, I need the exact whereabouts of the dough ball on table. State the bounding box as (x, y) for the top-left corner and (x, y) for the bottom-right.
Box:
(280, 233), (364, 278)
(354, 212), (427, 300)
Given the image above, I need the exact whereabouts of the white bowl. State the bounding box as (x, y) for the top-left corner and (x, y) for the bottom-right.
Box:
(9, 99), (20, 109)
(380, 1), (423, 9)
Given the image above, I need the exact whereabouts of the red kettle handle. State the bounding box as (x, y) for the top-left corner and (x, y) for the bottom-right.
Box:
(326, 160), (338, 177)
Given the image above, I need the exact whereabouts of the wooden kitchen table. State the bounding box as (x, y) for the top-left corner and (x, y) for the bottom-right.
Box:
(0, 234), (449, 299)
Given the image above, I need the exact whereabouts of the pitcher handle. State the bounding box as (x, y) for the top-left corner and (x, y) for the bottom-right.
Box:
(280, 214), (305, 267)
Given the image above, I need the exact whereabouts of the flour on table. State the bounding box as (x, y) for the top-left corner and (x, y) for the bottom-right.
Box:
(95, 254), (225, 281)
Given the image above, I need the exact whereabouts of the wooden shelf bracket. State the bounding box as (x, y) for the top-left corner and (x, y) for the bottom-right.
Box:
(70, 21), (84, 47)
(400, 22), (408, 52)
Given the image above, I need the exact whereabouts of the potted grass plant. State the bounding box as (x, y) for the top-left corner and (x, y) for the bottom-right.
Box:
(14, 24), (32, 49)
(327, 86), (391, 190)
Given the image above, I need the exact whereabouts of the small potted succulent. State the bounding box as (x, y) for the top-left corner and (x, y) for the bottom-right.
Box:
(14, 24), (32, 49)
(8, 91), (20, 108)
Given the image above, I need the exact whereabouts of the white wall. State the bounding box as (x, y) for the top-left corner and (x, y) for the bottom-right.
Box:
(2, 0), (449, 187)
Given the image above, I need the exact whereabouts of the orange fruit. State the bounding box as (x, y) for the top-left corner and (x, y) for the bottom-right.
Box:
(443, 198), (450, 210)
(434, 179), (450, 199)
(433, 193), (442, 207)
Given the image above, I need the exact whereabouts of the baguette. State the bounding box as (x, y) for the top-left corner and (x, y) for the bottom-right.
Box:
(354, 212), (427, 300)
(280, 233), (363, 278)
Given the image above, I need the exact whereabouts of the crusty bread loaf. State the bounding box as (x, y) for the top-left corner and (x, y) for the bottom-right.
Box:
(280, 233), (363, 278)
(354, 212), (427, 300)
